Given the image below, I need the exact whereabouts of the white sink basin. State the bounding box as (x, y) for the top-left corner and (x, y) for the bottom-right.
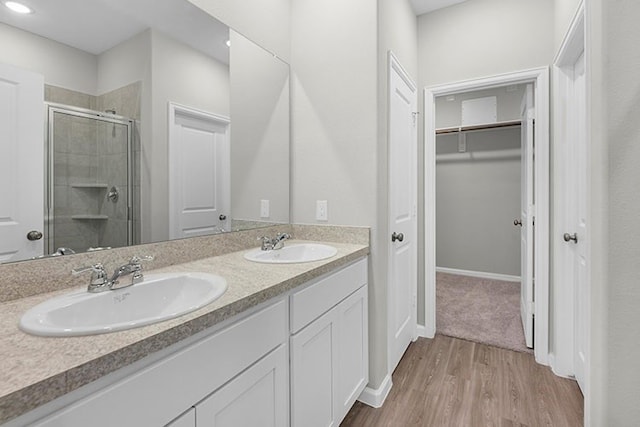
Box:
(244, 243), (337, 264)
(19, 272), (227, 337)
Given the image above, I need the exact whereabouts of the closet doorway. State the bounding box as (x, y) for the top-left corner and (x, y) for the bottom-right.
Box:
(433, 86), (528, 352)
(423, 68), (550, 364)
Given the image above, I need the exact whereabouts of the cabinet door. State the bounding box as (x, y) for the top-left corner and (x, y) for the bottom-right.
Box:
(290, 308), (338, 427)
(336, 286), (369, 422)
(195, 344), (288, 427)
(165, 408), (195, 427)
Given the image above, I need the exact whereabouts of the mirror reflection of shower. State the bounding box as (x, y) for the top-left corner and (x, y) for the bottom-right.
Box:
(46, 103), (137, 255)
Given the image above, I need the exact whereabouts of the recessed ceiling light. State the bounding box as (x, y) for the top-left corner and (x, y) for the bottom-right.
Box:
(5, 1), (33, 14)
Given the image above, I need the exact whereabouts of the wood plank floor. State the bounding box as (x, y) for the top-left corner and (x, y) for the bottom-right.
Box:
(341, 335), (583, 427)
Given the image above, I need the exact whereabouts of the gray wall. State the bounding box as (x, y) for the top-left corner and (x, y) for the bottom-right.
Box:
(0, 23), (97, 94)
(290, 0), (381, 385)
(417, 0), (555, 88)
(435, 86), (524, 277)
(230, 30), (289, 224)
(436, 128), (521, 276)
(588, 0), (640, 424)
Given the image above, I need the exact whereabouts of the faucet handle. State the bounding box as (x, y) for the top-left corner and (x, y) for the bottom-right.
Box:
(72, 263), (105, 276)
(129, 255), (154, 265)
(72, 263), (108, 290)
(125, 256), (153, 285)
(258, 236), (272, 251)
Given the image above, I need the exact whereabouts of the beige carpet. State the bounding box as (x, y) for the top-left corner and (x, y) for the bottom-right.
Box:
(436, 272), (532, 353)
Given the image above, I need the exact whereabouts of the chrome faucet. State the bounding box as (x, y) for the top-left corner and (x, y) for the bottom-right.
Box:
(73, 256), (154, 293)
(258, 233), (291, 251)
(109, 256), (154, 289)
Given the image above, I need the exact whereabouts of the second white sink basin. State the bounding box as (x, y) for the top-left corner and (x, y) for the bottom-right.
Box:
(244, 243), (338, 264)
(19, 272), (227, 337)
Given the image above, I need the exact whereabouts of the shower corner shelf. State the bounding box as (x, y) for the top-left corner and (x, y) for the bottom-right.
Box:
(71, 183), (109, 189)
(71, 215), (109, 220)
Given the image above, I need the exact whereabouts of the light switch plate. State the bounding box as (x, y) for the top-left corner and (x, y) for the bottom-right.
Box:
(316, 200), (328, 221)
(260, 199), (270, 218)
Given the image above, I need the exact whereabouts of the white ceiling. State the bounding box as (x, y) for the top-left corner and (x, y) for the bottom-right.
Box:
(410, 0), (470, 16)
(0, 0), (230, 63)
(0, 0), (471, 61)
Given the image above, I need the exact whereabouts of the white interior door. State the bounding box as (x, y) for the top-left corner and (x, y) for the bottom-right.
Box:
(388, 54), (417, 373)
(169, 104), (230, 239)
(0, 63), (44, 262)
(567, 51), (588, 393)
(520, 84), (535, 348)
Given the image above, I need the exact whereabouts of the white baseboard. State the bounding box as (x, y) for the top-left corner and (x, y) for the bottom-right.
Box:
(357, 374), (392, 408)
(416, 324), (434, 339)
(548, 353), (576, 379)
(436, 266), (521, 283)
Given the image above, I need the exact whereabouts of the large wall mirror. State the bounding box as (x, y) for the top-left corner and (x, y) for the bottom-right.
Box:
(0, 0), (290, 264)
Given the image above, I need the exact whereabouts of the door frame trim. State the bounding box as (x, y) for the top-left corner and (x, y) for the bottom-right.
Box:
(387, 51), (418, 375)
(422, 67), (550, 365)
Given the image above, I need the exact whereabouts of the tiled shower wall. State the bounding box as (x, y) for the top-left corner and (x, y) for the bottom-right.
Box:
(44, 83), (141, 254)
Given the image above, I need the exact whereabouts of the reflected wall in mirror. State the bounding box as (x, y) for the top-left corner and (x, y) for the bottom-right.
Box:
(0, 0), (290, 263)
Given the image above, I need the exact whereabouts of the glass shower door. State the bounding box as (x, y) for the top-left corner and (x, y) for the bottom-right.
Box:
(47, 105), (133, 255)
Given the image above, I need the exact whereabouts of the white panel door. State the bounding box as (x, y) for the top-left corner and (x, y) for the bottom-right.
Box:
(388, 54), (417, 373)
(520, 84), (535, 348)
(169, 104), (230, 239)
(195, 344), (288, 427)
(567, 51), (588, 392)
(0, 63), (44, 262)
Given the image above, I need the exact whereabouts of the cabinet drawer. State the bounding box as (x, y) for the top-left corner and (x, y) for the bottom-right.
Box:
(290, 258), (367, 334)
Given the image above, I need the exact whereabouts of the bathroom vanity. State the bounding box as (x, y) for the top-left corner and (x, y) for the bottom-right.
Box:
(0, 228), (369, 427)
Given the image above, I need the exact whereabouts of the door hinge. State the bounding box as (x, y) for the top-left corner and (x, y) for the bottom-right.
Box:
(412, 111), (419, 126)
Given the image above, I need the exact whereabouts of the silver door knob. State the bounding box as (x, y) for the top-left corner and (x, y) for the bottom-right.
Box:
(563, 232), (578, 243)
(514, 219), (522, 226)
(391, 232), (404, 242)
(26, 230), (43, 241)
(219, 214), (227, 221)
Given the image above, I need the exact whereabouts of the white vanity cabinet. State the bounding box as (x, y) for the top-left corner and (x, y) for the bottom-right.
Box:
(290, 259), (368, 427)
(18, 257), (368, 427)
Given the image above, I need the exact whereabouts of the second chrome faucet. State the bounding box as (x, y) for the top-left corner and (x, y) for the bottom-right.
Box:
(259, 233), (291, 251)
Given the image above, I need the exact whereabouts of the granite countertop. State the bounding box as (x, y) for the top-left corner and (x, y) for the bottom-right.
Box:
(0, 240), (369, 424)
